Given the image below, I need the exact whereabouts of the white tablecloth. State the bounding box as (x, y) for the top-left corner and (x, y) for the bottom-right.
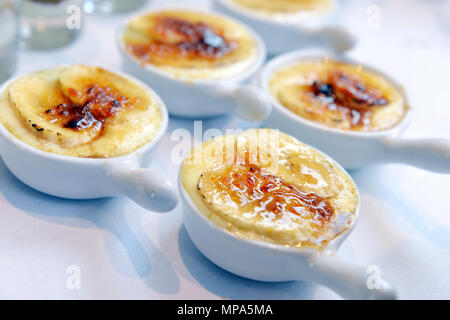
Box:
(1, 0), (449, 299)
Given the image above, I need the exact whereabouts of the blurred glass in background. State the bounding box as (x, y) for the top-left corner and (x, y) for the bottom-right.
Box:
(0, 0), (19, 83)
(20, 0), (84, 50)
(83, 0), (146, 14)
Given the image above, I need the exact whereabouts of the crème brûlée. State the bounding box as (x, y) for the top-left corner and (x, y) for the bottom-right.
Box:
(0, 65), (162, 158)
(269, 59), (408, 131)
(228, 0), (334, 22)
(181, 129), (359, 248)
(122, 10), (259, 80)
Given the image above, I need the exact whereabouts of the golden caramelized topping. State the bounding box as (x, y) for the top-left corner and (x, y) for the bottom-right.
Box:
(269, 60), (407, 131)
(126, 17), (236, 64)
(230, 0), (333, 20)
(199, 164), (334, 227)
(44, 84), (137, 131)
(310, 71), (388, 127)
(122, 10), (259, 80)
(181, 129), (359, 248)
(2, 65), (161, 158)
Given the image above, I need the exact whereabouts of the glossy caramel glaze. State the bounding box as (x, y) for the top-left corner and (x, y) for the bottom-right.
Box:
(309, 70), (388, 128)
(270, 60), (407, 131)
(181, 129), (359, 248)
(199, 164), (334, 227)
(122, 10), (259, 80)
(0, 65), (161, 158)
(44, 84), (137, 132)
(127, 17), (236, 63)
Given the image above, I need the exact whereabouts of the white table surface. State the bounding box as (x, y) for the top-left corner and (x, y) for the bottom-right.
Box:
(1, 0), (449, 299)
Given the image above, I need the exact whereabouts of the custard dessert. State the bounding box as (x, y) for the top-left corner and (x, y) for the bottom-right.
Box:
(0, 65), (161, 158)
(122, 9), (259, 80)
(269, 59), (408, 131)
(181, 129), (359, 248)
(228, 0), (333, 22)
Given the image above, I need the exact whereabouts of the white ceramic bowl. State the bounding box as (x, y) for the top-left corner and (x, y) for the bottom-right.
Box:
(213, 0), (356, 55)
(178, 140), (397, 300)
(117, 7), (271, 121)
(0, 67), (178, 213)
(258, 49), (450, 173)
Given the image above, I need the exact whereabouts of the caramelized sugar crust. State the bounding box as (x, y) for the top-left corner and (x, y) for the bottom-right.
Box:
(1, 65), (161, 158)
(127, 17), (236, 64)
(310, 70), (388, 128)
(181, 129), (359, 249)
(122, 10), (258, 80)
(44, 84), (137, 132)
(199, 164), (334, 227)
(269, 60), (407, 131)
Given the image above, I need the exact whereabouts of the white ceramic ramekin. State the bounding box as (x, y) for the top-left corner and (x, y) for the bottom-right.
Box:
(213, 0), (356, 55)
(258, 49), (450, 172)
(0, 67), (178, 213)
(117, 7), (271, 121)
(178, 140), (397, 300)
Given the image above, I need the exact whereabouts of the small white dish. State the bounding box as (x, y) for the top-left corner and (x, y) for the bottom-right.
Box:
(213, 0), (356, 55)
(179, 142), (397, 300)
(258, 49), (450, 172)
(117, 7), (271, 121)
(0, 68), (178, 213)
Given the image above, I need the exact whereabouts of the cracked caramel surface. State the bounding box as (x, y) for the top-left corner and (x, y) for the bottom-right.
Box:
(127, 17), (236, 63)
(181, 129), (359, 248)
(122, 10), (259, 80)
(199, 164), (335, 226)
(0, 65), (161, 158)
(43, 84), (137, 132)
(269, 59), (407, 131)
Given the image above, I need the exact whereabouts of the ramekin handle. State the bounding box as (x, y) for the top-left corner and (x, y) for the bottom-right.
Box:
(105, 160), (178, 213)
(296, 25), (357, 53)
(206, 83), (272, 121)
(232, 85), (272, 121)
(307, 254), (397, 300)
(382, 137), (450, 173)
